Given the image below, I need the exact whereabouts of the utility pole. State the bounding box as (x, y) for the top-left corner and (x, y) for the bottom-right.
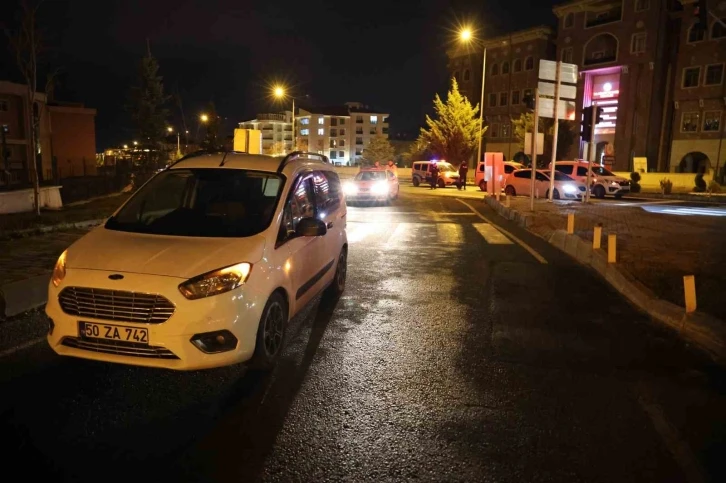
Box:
(529, 87), (540, 211)
(548, 61), (561, 202)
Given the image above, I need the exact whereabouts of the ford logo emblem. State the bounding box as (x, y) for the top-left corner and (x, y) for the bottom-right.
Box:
(108, 274), (124, 280)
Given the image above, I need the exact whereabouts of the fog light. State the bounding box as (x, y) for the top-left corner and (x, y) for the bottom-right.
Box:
(48, 318), (55, 336)
(190, 330), (238, 354)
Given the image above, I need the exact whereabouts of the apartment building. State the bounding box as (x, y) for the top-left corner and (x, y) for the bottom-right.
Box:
(447, 27), (555, 161)
(449, 1), (726, 174)
(668, 0), (726, 174)
(238, 112), (293, 155)
(297, 102), (389, 165)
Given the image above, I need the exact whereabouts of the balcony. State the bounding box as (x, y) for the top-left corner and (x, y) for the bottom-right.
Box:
(585, 6), (622, 29)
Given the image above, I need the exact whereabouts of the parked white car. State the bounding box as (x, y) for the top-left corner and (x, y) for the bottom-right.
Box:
(46, 151), (348, 371)
(503, 169), (587, 200)
(550, 161), (630, 198)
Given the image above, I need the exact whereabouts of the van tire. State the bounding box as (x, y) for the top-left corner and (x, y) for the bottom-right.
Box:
(323, 247), (347, 302)
(437, 179), (446, 189)
(504, 185), (516, 196)
(593, 185), (606, 199)
(250, 292), (288, 370)
(412, 177), (420, 187)
(479, 180), (487, 192)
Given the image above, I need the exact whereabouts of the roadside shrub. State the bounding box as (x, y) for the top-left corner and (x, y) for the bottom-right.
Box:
(630, 172), (641, 193)
(660, 178), (673, 195)
(708, 179), (722, 193)
(694, 172), (707, 192)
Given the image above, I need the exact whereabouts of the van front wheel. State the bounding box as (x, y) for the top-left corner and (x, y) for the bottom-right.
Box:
(412, 177), (420, 187)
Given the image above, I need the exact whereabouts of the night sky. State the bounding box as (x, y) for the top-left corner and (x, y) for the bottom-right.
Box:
(2, 0), (560, 149)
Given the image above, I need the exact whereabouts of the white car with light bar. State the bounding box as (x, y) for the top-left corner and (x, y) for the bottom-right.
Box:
(46, 151), (348, 371)
(343, 168), (399, 205)
(550, 161), (630, 198)
(503, 168), (587, 200)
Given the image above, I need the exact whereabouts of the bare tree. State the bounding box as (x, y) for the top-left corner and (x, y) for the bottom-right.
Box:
(5, 0), (44, 214)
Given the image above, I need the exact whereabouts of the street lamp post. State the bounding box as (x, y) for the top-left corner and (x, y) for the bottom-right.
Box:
(460, 28), (487, 167)
(167, 126), (181, 158)
(274, 86), (296, 152)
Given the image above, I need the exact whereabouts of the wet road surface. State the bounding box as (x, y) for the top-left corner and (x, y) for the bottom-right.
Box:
(1, 194), (724, 482)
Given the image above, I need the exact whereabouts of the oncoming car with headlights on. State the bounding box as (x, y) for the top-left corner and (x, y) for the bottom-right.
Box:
(45, 151), (348, 371)
(343, 168), (399, 205)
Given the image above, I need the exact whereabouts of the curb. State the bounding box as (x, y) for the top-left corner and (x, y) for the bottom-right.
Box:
(0, 274), (49, 318)
(484, 197), (726, 364)
(0, 218), (105, 240)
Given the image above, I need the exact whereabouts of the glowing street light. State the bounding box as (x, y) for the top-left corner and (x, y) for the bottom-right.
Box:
(200, 114), (209, 123)
(133, 141), (138, 146)
(272, 84), (297, 151)
(459, 26), (487, 179)
(167, 126), (173, 133)
(123, 144), (128, 149)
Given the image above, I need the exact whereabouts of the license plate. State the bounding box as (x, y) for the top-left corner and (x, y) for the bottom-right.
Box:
(359, 188), (369, 192)
(78, 321), (149, 344)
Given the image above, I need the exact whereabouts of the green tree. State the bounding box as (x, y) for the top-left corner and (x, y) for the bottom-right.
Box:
(420, 77), (484, 165)
(361, 135), (395, 165)
(511, 113), (576, 167)
(126, 45), (169, 164)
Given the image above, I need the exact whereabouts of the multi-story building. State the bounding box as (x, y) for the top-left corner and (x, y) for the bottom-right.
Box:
(447, 27), (555, 161)
(297, 102), (389, 165)
(668, 0), (726, 174)
(238, 112), (293, 155)
(449, 1), (726, 175)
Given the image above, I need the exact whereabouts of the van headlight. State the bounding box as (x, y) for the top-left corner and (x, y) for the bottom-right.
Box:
(179, 262), (252, 300)
(371, 181), (389, 195)
(51, 250), (67, 287)
(344, 182), (357, 195)
(563, 184), (578, 194)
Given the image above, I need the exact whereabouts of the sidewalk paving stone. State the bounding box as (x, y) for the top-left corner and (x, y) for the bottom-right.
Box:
(503, 196), (726, 322)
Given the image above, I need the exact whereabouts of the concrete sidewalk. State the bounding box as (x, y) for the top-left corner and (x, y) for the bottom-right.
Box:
(0, 228), (91, 318)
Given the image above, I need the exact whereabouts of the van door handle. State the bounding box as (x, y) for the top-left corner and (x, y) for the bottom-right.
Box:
(326, 222), (334, 229)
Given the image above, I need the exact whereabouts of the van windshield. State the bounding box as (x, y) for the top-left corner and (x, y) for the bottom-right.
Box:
(436, 162), (455, 172)
(105, 169), (284, 238)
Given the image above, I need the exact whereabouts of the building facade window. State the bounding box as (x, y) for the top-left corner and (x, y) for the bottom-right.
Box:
(317, 128), (325, 135)
(712, 20), (726, 39)
(330, 128), (337, 137)
(682, 66), (701, 88)
(501, 61), (510, 75)
(512, 90), (520, 105)
(491, 63), (499, 76)
(370, 115), (378, 124)
(681, 112), (700, 132)
(564, 12), (574, 29)
(490, 123), (499, 138)
(488, 93), (497, 107)
(688, 23), (706, 43)
(339, 139), (345, 146)
(318, 117), (325, 125)
(499, 92), (508, 106)
(635, 0), (650, 12)
(703, 111), (722, 132)
(369, 128), (377, 134)
(300, 118), (309, 125)
(338, 118), (346, 125)
(523, 88), (533, 101)
(704, 64), (724, 85)
(464, 69), (470, 81)
(356, 116), (363, 123)
(513, 59), (522, 72)
(340, 128), (346, 136)
(355, 148), (363, 156)
(338, 150), (344, 158)
(356, 137), (363, 144)
(356, 127), (363, 134)
(330, 118), (338, 126)
(525, 56), (534, 70)
(501, 123), (510, 139)
(631, 33), (647, 53)
(329, 150), (337, 159)
(561, 47), (573, 63)
(300, 129), (309, 136)
(330, 139), (337, 148)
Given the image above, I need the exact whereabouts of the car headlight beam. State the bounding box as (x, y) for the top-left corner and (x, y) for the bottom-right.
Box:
(179, 262), (252, 300)
(371, 181), (389, 195)
(562, 183), (578, 194)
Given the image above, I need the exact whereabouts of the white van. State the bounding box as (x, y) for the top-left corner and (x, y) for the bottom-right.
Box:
(411, 160), (460, 188)
(550, 161), (630, 198)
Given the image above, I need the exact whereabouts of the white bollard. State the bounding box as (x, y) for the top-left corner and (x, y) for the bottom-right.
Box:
(567, 213), (575, 234)
(505, 195), (511, 207)
(607, 234), (617, 263)
(593, 224), (602, 249)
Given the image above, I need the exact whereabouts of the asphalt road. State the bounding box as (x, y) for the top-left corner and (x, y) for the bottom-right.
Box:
(1, 194), (725, 482)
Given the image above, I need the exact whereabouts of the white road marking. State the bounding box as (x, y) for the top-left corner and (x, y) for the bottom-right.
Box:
(437, 223), (465, 245)
(635, 382), (706, 483)
(472, 223), (513, 245)
(0, 336), (46, 359)
(457, 199), (548, 264)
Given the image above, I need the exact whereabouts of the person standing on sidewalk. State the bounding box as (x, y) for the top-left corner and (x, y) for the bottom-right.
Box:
(457, 160), (469, 190)
(429, 162), (439, 190)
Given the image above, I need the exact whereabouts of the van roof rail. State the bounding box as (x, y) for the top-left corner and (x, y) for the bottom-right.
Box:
(277, 151), (330, 173)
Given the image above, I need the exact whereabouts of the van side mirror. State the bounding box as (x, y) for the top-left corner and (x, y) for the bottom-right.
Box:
(296, 217), (327, 237)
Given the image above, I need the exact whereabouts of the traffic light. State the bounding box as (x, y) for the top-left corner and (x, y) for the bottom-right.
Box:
(595, 106), (604, 124)
(695, 0), (708, 26)
(581, 106), (593, 142)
